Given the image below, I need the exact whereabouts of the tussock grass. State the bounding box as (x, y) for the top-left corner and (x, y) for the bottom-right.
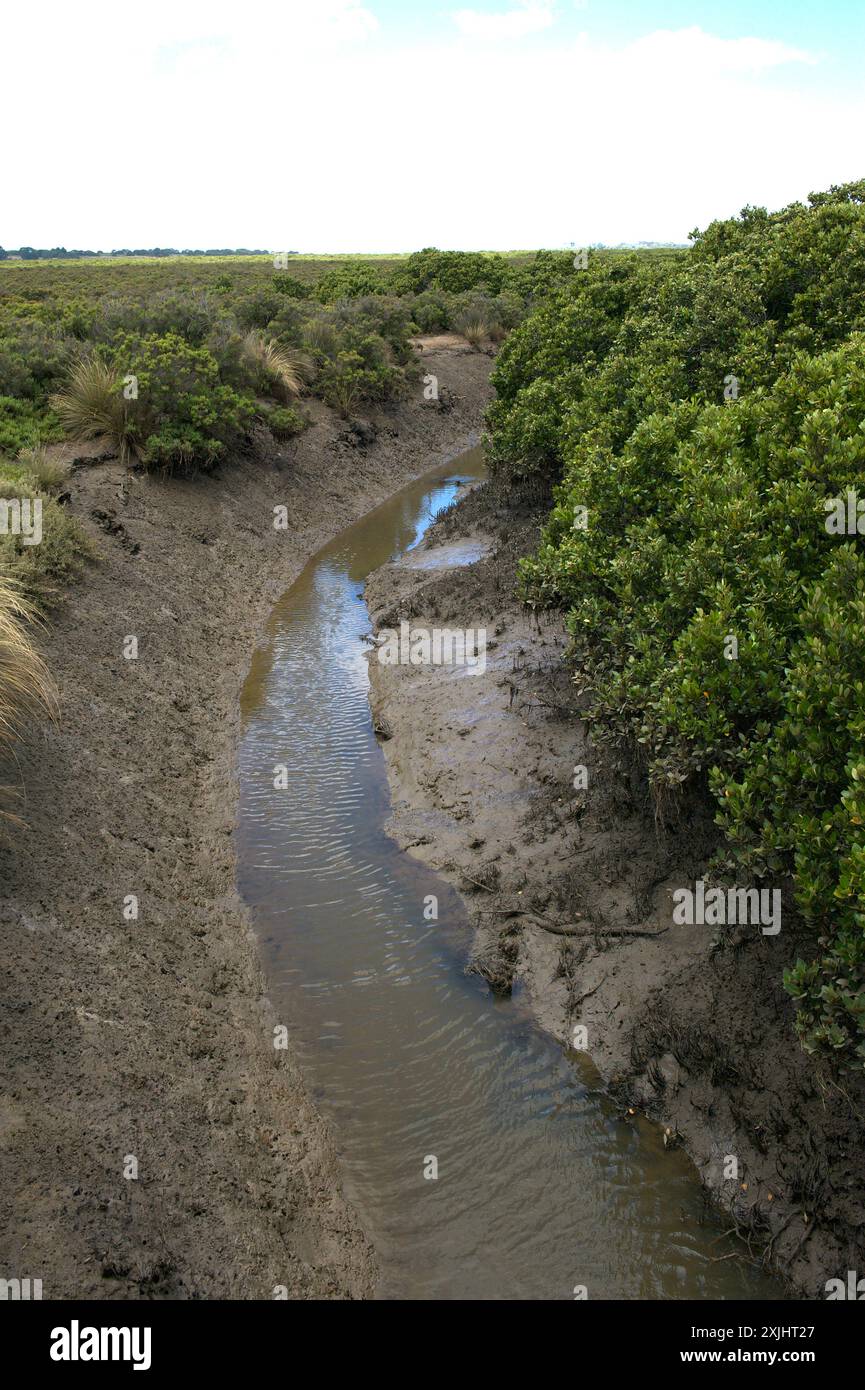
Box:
(49, 357), (133, 463)
(459, 319), (490, 347)
(15, 444), (71, 492)
(241, 332), (312, 399)
(0, 576), (57, 815)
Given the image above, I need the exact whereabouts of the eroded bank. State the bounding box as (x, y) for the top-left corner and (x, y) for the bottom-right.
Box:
(0, 345), (491, 1299)
(364, 474), (865, 1299)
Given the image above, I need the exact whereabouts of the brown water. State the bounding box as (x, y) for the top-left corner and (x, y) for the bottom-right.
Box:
(237, 447), (784, 1301)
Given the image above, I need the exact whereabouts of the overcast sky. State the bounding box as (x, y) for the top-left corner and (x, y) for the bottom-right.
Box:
(3, 0), (864, 251)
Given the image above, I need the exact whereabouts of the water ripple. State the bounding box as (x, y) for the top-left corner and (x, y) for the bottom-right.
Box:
(237, 452), (783, 1302)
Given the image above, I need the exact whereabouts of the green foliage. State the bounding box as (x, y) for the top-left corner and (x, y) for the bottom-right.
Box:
(0, 245), (597, 479)
(712, 545), (865, 1065)
(0, 452), (93, 608)
(107, 332), (255, 471)
(87, 290), (218, 346)
(406, 288), (451, 333)
(495, 184), (865, 1072)
(272, 274), (310, 300)
(314, 265), (389, 303)
(0, 321), (72, 400)
(298, 298), (416, 411)
(234, 289), (283, 331)
(396, 248), (510, 295)
(317, 332), (402, 415)
(265, 405), (307, 440)
(0, 396), (63, 456)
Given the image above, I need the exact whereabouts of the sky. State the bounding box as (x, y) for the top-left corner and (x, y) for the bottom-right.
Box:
(3, 0), (864, 251)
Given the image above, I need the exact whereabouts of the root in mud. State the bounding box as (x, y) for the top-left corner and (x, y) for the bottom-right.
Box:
(630, 1006), (752, 1090)
(466, 920), (521, 996)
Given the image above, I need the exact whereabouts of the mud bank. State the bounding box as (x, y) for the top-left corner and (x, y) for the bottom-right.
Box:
(0, 345), (492, 1300)
(365, 475), (865, 1300)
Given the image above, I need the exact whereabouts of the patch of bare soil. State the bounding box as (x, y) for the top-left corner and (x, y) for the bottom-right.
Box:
(0, 347), (493, 1300)
(411, 333), (474, 355)
(365, 474), (865, 1299)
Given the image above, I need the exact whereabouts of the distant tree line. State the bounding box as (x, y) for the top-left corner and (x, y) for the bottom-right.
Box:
(0, 247), (272, 260)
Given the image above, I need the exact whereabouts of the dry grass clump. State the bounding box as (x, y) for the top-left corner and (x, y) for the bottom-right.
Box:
(15, 444), (71, 492)
(49, 357), (133, 463)
(0, 577), (57, 815)
(459, 319), (490, 348)
(241, 332), (313, 399)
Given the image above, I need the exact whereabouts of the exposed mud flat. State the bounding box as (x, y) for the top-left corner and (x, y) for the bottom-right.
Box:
(365, 475), (865, 1299)
(0, 347), (493, 1299)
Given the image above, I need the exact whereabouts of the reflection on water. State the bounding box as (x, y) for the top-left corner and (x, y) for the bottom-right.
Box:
(237, 447), (783, 1301)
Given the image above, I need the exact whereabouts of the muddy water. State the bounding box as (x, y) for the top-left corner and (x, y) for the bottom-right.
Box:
(237, 447), (782, 1301)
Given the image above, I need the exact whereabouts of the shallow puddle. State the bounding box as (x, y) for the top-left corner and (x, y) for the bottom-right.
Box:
(236, 447), (784, 1301)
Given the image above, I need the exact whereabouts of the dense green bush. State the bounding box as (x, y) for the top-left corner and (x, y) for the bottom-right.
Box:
(332, 295), (416, 365)
(317, 331), (403, 414)
(0, 322), (72, 400)
(493, 183), (865, 1072)
(314, 265), (388, 303)
(272, 273), (310, 300)
(717, 547), (865, 1064)
(265, 405), (306, 440)
(395, 248), (511, 295)
(234, 289), (283, 331)
(406, 289), (451, 333)
(0, 395), (63, 454)
(90, 290), (218, 345)
(106, 332), (255, 471)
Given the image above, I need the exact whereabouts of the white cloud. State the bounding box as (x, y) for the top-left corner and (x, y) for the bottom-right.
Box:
(628, 26), (817, 74)
(453, 4), (556, 40)
(0, 14), (853, 251)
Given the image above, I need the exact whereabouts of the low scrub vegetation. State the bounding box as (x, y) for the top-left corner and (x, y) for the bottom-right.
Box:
(0, 447), (93, 608)
(0, 248), (587, 462)
(0, 245), (657, 793)
(487, 181), (865, 1071)
(0, 247), (577, 762)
